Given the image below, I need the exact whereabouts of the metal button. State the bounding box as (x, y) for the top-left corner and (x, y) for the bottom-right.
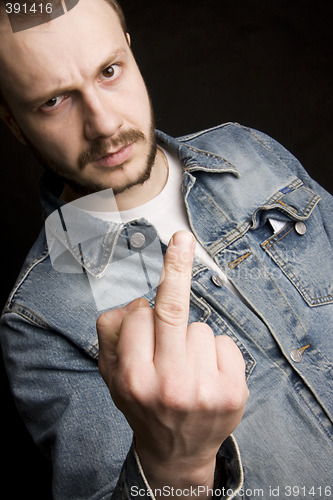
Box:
(130, 232), (146, 249)
(211, 274), (224, 287)
(290, 344), (310, 363)
(295, 221), (307, 235)
(290, 349), (303, 363)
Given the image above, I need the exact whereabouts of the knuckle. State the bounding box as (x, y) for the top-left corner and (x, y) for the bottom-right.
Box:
(126, 304), (153, 324)
(113, 370), (136, 401)
(113, 366), (147, 403)
(223, 394), (244, 414)
(96, 308), (124, 335)
(154, 298), (187, 326)
(96, 311), (111, 332)
(164, 261), (189, 283)
(158, 377), (190, 412)
(222, 383), (248, 413)
(164, 250), (193, 278)
(193, 384), (215, 410)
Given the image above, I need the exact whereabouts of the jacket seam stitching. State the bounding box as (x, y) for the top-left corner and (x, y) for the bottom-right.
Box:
(3, 304), (50, 329)
(7, 248), (49, 305)
(177, 122), (238, 142)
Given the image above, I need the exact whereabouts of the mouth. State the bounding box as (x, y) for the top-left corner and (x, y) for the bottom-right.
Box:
(94, 143), (134, 168)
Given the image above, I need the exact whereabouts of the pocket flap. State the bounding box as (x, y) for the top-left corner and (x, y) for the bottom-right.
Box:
(252, 179), (321, 229)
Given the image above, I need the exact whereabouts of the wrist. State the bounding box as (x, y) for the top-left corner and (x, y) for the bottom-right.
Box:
(135, 445), (216, 493)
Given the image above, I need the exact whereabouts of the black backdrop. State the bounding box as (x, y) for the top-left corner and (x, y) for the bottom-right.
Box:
(0, 0), (332, 497)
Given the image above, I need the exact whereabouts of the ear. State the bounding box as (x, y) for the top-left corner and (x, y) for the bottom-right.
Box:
(0, 103), (27, 145)
(126, 32), (131, 46)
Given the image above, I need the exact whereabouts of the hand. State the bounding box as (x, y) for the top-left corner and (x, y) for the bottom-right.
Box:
(97, 231), (249, 493)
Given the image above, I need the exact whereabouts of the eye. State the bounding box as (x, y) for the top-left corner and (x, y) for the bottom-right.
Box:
(101, 64), (120, 80)
(41, 95), (67, 109)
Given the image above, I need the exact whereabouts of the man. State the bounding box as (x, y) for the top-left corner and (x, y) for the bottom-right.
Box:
(0, 1), (332, 499)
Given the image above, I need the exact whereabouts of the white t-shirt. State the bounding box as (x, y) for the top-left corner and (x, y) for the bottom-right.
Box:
(87, 146), (285, 300)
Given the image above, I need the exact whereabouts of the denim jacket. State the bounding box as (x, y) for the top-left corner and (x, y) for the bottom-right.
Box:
(1, 123), (332, 499)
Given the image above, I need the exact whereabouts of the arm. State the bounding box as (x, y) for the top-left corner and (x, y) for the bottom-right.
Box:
(97, 231), (249, 499)
(0, 310), (133, 499)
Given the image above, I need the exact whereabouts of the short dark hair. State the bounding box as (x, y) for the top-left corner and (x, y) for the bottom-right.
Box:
(104, 0), (127, 34)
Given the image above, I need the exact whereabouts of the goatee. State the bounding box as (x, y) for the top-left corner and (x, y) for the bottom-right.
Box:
(22, 125), (157, 199)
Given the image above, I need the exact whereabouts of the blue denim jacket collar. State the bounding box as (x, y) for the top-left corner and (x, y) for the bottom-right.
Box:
(157, 129), (240, 176)
(41, 129), (240, 279)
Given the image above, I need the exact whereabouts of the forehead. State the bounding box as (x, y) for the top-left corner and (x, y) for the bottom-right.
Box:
(0, 0), (127, 104)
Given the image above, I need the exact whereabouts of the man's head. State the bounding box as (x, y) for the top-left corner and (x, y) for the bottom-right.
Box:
(0, 0), (158, 201)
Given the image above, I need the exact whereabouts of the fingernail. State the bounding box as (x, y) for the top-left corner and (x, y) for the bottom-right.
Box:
(170, 231), (195, 250)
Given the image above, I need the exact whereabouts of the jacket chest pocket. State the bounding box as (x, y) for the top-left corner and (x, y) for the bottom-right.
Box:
(261, 206), (333, 307)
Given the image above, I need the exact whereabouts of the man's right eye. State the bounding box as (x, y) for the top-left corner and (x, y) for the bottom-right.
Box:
(41, 95), (67, 109)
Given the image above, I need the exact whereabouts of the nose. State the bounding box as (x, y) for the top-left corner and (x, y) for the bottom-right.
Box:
(82, 89), (124, 141)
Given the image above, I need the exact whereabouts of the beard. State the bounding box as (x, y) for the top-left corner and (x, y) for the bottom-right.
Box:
(23, 110), (157, 200)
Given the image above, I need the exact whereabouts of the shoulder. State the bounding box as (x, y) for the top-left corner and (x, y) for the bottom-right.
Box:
(177, 122), (263, 148)
(176, 122), (310, 179)
(3, 227), (49, 313)
(159, 123), (294, 171)
(175, 122), (296, 166)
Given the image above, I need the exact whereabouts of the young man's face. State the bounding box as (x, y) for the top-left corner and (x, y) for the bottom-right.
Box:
(0, 0), (156, 198)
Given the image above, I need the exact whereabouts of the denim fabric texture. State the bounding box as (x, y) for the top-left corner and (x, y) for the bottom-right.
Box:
(1, 123), (332, 499)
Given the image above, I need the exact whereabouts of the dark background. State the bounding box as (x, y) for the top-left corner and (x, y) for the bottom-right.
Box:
(1, 0), (332, 497)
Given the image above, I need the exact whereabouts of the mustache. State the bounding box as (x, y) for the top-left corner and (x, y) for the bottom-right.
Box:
(78, 129), (146, 169)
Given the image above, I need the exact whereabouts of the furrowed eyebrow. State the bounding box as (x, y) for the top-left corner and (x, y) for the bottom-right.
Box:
(25, 48), (128, 107)
(97, 48), (127, 75)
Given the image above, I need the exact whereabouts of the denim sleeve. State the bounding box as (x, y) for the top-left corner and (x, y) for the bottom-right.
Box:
(114, 436), (243, 500)
(244, 125), (333, 244)
(1, 310), (243, 500)
(1, 310), (132, 499)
